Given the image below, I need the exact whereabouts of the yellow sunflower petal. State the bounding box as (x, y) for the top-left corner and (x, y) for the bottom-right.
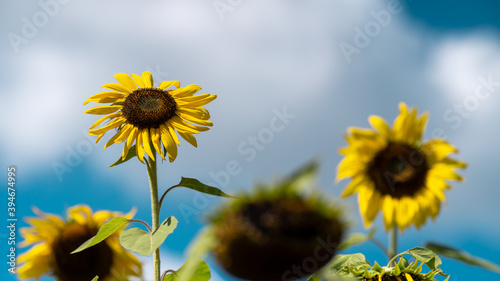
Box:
(123, 127), (139, 160)
(115, 73), (138, 91)
(68, 205), (93, 225)
(177, 94), (217, 107)
(158, 80), (181, 90)
(405, 273), (414, 281)
(84, 92), (126, 105)
(369, 115), (391, 139)
(84, 105), (122, 115)
(170, 84), (201, 98)
(89, 117), (125, 135)
(382, 195), (395, 230)
(337, 156), (366, 181)
(142, 71), (154, 88)
(178, 131), (198, 147)
(114, 124), (134, 143)
(359, 187), (382, 228)
(160, 124), (178, 162)
(131, 74), (145, 88)
(167, 122), (181, 145)
(18, 243), (52, 279)
(104, 130), (121, 149)
(136, 130), (146, 162)
(101, 82), (132, 94)
(428, 164), (464, 181)
(142, 129), (155, 161)
(341, 175), (368, 197)
(178, 112), (213, 126)
(151, 128), (165, 160)
(421, 139), (458, 164)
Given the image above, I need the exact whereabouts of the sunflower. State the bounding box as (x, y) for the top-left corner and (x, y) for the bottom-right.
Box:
(18, 205), (142, 281)
(336, 103), (466, 231)
(84, 71), (216, 163)
(330, 252), (447, 281)
(206, 163), (345, 281)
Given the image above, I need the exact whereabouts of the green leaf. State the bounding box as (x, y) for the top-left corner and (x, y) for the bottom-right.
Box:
(71, 217), (130, 254)
(177, 177), (233, 198)
(120, 216), (178, 256)
(91, 277), (99, 281)
(109, 145), (137, 167)
(177, 228), (218, 281)
(337, 228), (377, 251)
(329, 253), (369, 271)
(285, 160), (319, 192)
(426, 242), (500, 273)
(407, 247), (445, 276)
(163, 259), (211, 281)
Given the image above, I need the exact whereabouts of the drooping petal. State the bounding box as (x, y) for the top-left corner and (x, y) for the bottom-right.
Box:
(160, 124), (178, 162)
(142, 129), (155, 161)
(136, 130), (146, 163)
(178, 131), (197, 147)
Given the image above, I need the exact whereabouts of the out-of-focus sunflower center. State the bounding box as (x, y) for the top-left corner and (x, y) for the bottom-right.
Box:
(214, 198), (343, 281)
(51, 223), (113, 281)
(122, 88), (177, 129)
(368, 142), (428, 198)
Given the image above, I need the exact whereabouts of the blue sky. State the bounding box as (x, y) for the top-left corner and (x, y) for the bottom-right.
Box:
(1, 0), (500, 280)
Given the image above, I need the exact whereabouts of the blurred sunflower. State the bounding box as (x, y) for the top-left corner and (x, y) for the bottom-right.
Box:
(18, 205), (142, 281)
(84, 71), (216, 163)
(336, 103), (466, 231)
(205, 163), (345, 281)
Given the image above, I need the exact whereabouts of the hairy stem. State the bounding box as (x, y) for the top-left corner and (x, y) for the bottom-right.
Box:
(147, 154), (160, 281)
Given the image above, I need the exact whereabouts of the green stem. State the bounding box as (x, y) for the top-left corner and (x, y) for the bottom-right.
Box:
(388, 226), (398, 264)
(147, 154), (160, 281)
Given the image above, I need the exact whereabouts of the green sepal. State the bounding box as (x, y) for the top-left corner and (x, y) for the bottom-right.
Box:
(426, 241), (500, 273)
(71, 217), (130, 254)
(91, 277), (99, 281)
(397, 257), (409, 270)
(337, 228), (377, 251)
(109, 145), (137, 167)
(162, 259), (211, 281)
(393, 261), (401, 276)
(176, 177), (234, 198)
(372, 261), (383, 272)
(119, 216), (178, 256)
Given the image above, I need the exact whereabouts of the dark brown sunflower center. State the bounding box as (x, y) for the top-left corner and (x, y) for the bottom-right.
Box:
(51, 223), (113, 281)
(214, 199), (343, 281)
(367, 142), (429, 198)
(122, 88), (177, 129)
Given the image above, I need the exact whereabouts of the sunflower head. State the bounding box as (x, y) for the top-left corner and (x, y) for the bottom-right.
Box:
(84, 71), (216, 163)
(328, 249), (448, 281)
(207, 166), (345, 281)
(18, 205), (142, 281)
(336, 103), (467, 231)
